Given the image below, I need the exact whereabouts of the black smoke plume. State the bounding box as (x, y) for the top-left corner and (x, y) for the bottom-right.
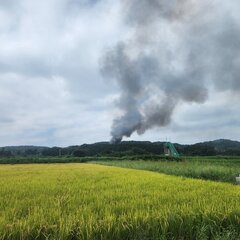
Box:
(101, 0), (240, 143)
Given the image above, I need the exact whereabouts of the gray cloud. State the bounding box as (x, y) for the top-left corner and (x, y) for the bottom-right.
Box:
(0, 0), (239, 146)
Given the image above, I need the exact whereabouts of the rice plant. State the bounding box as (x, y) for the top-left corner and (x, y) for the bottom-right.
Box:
(0, 163), (239, 239)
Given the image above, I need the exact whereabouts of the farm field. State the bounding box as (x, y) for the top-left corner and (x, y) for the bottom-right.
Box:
(96, 156), (240, 184)
(0, 163), (240, 239)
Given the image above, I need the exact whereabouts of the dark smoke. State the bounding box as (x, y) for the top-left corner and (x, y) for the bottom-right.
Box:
(101, 0), (240, 143)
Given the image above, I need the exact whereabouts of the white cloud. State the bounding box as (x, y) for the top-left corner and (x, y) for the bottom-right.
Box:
(0, 0), (124, 146)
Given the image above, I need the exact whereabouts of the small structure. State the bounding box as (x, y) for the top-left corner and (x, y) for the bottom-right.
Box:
(236, 175), (240, 185)
(164, 142), (180, 157)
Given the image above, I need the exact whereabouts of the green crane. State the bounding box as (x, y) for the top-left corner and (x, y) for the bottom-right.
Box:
(164, 142), (180, 157)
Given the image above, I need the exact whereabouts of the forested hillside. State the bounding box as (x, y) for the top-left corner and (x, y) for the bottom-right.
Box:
(0, 139), (239, 157)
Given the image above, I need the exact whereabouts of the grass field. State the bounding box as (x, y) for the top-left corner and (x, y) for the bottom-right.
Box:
(0, 163), (240, 239)
(96, 157), (240, 184)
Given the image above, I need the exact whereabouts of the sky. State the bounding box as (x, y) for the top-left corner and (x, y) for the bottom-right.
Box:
(0, 0), (239, 146)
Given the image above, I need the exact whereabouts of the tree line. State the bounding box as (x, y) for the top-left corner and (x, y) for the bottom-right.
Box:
(0, 139), (239, 157)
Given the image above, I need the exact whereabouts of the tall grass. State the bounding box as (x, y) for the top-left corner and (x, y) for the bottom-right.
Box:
(0, 155), (179, 164)
(97, 158), (240, 183)
(0, 163), (240, 239)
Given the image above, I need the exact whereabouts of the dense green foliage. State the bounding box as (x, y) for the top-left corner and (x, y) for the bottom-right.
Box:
(1, 139), (240, 157)
(97, 156), (240, 184)
(0, 156), (89, 164)
(0, 155), (181, 164)
(0, 164), (240, 240)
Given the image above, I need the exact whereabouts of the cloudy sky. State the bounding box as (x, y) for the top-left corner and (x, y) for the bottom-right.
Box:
(0, 0), (239, 146)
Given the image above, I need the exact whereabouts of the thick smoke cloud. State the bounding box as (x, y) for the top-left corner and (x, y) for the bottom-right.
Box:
(101, 0), (240, 143)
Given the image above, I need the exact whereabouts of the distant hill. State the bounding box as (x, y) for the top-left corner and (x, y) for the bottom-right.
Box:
(0, 139), (240, 157)
(179, 139), (240, 156)
(3, 146), (48, 155)
(208, 139), (240, 153)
